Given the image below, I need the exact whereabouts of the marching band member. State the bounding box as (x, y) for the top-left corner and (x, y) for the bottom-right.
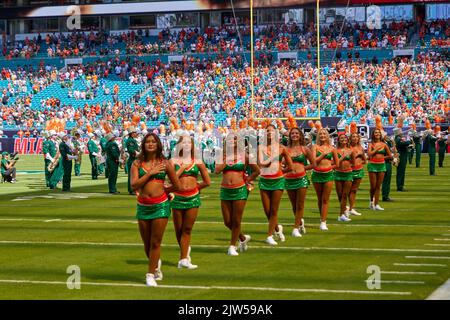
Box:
(1, 152), (18, 183)
(171, 135), (211, 268)
(130, 133), (181, 287)
(426, 126), (438, 175)
(258, 124), (293, 245)
(284, 127), (314, 237)
(394, 125), (411, 192)
(105, 132), (120, 194)
(381, 131), (396, 202)
(59, 133), (78, 192)
(73, 131), (84, 177)
(410, 123), (422, 168)
(87, 132), (100, 180)
(43, 130), (57, 188)
(126, 127), (140, 195)
(367, 128), (392, 210)
(311, 128), (339, 231)
(437, 127), (448, 168)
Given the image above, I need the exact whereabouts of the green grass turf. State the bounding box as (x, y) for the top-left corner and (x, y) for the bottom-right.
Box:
(0, 154), (449, 299)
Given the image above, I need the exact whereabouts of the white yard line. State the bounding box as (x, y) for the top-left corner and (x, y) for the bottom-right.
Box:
(434, 239), (450, 241)
(0, 279), (412, 296)
(381, 271), (436, 275)
(365, 280), (425, 285)
(0, 217), (449, 229)
(1, 240), (450, 254)
(405, 256), (450, 260)
(394, 263), (447, 267)
(426, 278), (450, 300)
(425, 244), (450, 247)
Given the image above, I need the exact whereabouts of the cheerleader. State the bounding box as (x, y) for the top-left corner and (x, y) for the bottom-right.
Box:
(367, 128), (392, 210)
(311, 128), (339, 231)
(334, 134), (355, 222)
(284, 128), (315, 237)
(171, 135), (211, 269)
(215, 135), (260, 256)
(348, 133), (366, 216)
(130, 133), (181, 287)
(258, 125), (293, 245)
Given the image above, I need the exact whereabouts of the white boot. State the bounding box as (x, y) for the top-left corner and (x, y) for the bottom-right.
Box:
(292, 228), (302, 238)
(238, 235), (251, 252)
(265, 235), (278, 245)
(320, 221), (328, 231)
(274, 224), (285, 242)
(227, 245), (239, 256)
(338, 215), (352, 222)
(349, 208), (362, 216)
(146, 273), (157, 287)
(154, 259), (163, 281)
(299, 218), (306, 234)
(374, 204), (385, 211)
(178, 258), (198, 269)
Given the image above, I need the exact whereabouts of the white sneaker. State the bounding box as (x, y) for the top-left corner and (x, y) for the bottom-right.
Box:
(292, 228), (302, 238)
(145, 273), (157, 287)
(344, 210), (350, 218)
(227, 245), (239, 256)
(299, 219), (306, 234)
(319, 222), (328, 231)
(338, 215), (352, 222)
(178, 258), (198, 269)
(274, 224), (285, 242)
(238, 235), (251, 252)
(265, 235), (278, 246)
(349, 209), (362, 216)
(154, 259), (163, 281)
(374, 204), (385, 211)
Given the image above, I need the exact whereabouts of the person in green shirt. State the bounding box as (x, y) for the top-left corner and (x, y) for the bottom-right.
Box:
(87, 133), (100, 180)
(437, 131), (447, 168)
(59, 134), (77, 192)
(99, 134), (108, 178)
(105, 133), (120, 194)
(125, 127), (139, 194)
(410, 124), (422, 168)
(72, 132), (83, 177)
(382, 133), (395, 201)
(426, 129), (438, 176)
(1, 152), (17, 183)
(394, 128), (411, 192)
(43, 130), (57, 187)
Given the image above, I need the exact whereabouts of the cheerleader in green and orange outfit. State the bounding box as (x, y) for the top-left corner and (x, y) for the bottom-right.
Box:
(367, 128), (392, 211)
(348, 132), (366, 216)
(258, 125), (293, 245)
(171, 135), (211, 269)
(311, 128), (339, 231)
(334, 134), (355, 222)
(284, 128), (315, 237)
(215, 134), (260, 256)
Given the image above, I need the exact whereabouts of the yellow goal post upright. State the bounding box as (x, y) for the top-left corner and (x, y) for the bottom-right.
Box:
(249, 0), (322, 124)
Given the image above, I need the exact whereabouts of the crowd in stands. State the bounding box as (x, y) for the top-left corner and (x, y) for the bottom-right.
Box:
(1, 48), (448, 133)
(1, 20), (432, 60)
(418, 19), (450, 47)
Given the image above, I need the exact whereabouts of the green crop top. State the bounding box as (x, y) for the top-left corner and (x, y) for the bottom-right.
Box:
(175, 163), (199, 178)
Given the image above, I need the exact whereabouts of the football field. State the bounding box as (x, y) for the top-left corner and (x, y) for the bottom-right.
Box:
(0, 155), (449, 300)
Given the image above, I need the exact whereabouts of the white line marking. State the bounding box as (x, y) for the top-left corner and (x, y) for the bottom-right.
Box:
(434, 239), (450, 241)
(425, 244), (450, 247)
(381, 271), (436, 275)
(0, 279), (411, 296)
(426, 278), (450, 300)
(0, 217), (448, 229)
(394, 263), (447, 267)
(365, 280), (425, 285)
(405, 256), (450, 260)
(443, 234), (450, 237)
(1, 240), (450, 253)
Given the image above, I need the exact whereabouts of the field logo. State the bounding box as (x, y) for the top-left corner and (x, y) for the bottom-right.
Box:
(66, 265), (81, 290)
(66, 5), (81, 31)
(366, 5), (382, 30)
(366, 265), (381, 290)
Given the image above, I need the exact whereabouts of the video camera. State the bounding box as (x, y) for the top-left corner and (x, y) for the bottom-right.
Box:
(10, 152), (19, 161)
